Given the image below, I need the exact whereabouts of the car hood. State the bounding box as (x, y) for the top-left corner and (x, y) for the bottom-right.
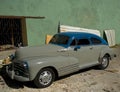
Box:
(15, 44), (65, 59)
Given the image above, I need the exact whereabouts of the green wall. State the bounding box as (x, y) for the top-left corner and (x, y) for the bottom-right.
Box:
(0, 0), (120, 46)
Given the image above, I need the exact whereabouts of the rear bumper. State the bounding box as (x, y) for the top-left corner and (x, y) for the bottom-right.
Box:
(6, 66), (30, 82)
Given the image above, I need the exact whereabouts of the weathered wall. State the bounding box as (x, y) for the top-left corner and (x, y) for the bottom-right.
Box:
(0, 0), (24, 16)
(0, 0), (120, 46)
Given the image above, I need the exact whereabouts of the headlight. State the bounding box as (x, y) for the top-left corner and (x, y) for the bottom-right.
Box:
(23, 61), (29, 69)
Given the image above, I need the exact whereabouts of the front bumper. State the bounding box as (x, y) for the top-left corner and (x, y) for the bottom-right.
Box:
(6, 64), (30, 82)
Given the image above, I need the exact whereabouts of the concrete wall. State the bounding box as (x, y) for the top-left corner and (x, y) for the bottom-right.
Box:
(0, 0), (120, 46)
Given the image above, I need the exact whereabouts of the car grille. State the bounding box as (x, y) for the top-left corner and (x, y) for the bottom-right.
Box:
(8, 62), (29, 77)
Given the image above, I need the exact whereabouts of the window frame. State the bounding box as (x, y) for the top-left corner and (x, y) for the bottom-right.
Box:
(70, 38), (91, 47)
(90, 37), (102, 45)
(77, 38), (90, 46)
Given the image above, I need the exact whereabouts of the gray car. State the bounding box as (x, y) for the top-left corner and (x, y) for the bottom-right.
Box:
(6, 32), (115, 88)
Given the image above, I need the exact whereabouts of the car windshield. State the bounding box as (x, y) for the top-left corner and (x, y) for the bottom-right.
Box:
(49, 34), (69, 45)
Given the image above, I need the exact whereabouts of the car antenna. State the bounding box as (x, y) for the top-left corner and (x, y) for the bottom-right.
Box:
(58, 21), (60, 33)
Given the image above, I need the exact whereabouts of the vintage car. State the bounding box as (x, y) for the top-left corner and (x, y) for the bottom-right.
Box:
(6, 32), (115, 88)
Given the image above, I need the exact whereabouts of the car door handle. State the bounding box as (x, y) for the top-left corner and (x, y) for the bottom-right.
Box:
(89, 47), (93, 50)
(57, 49), (68, 52)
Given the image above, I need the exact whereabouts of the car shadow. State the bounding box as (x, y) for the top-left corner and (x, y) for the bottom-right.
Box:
(0, 66), (37, 89)
(0, 66), (95, 89)
(0, 66), (24, 89)
(57, 66), (94, 81)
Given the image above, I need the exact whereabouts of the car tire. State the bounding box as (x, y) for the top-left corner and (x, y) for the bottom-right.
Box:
(34, 68), (55, 88)
(98, 55), (109, 70)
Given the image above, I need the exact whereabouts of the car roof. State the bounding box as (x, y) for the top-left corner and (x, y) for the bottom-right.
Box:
(53, 32), (108, 47)
(59, 32), (100, 39)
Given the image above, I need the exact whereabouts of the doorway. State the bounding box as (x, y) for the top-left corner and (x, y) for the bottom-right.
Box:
(0, 17), (27, 47)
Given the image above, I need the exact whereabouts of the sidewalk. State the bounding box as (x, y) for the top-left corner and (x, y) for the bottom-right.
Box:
(0, 49), (15, 60)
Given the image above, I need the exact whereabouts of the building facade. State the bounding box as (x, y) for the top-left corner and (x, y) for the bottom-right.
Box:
(0, 0), (120, 46)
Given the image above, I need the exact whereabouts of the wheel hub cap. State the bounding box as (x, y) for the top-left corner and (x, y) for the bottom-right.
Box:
(39, 71), (52, 85)
(102, 57), (108, 67)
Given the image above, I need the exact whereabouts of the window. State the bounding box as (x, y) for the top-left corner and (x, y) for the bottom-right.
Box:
(78, 39), (90, 45)
(50, 34), (69, 45)
(91, 37), (101, 44)
(70, 39), (76, 46)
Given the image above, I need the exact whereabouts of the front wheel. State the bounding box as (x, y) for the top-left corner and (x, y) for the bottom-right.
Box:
(34, 68), (55, 88)
(98, 55), (109, 70)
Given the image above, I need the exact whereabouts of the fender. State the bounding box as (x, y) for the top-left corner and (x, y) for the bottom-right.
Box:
(26, 56), (79, 81)
(99, 46), (111, 62)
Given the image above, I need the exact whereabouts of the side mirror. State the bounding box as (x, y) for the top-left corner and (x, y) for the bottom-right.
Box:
(74, 46), (80, 51)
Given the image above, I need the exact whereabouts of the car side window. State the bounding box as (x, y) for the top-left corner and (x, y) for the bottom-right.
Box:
(70, 39), (77, 46)
(78, 39), (90, 45)
(91, 37), (101, 44)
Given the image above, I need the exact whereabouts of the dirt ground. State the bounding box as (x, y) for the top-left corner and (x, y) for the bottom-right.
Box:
(0, 46), (120, 92)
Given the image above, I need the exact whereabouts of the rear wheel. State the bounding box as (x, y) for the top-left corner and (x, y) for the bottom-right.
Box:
(34, 68), (55, 88)
(98, 55), (109, 70)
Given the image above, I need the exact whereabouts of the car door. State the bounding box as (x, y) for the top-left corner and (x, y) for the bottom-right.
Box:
(68, 38), (99, 69)
(90, 37), (104, 61)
